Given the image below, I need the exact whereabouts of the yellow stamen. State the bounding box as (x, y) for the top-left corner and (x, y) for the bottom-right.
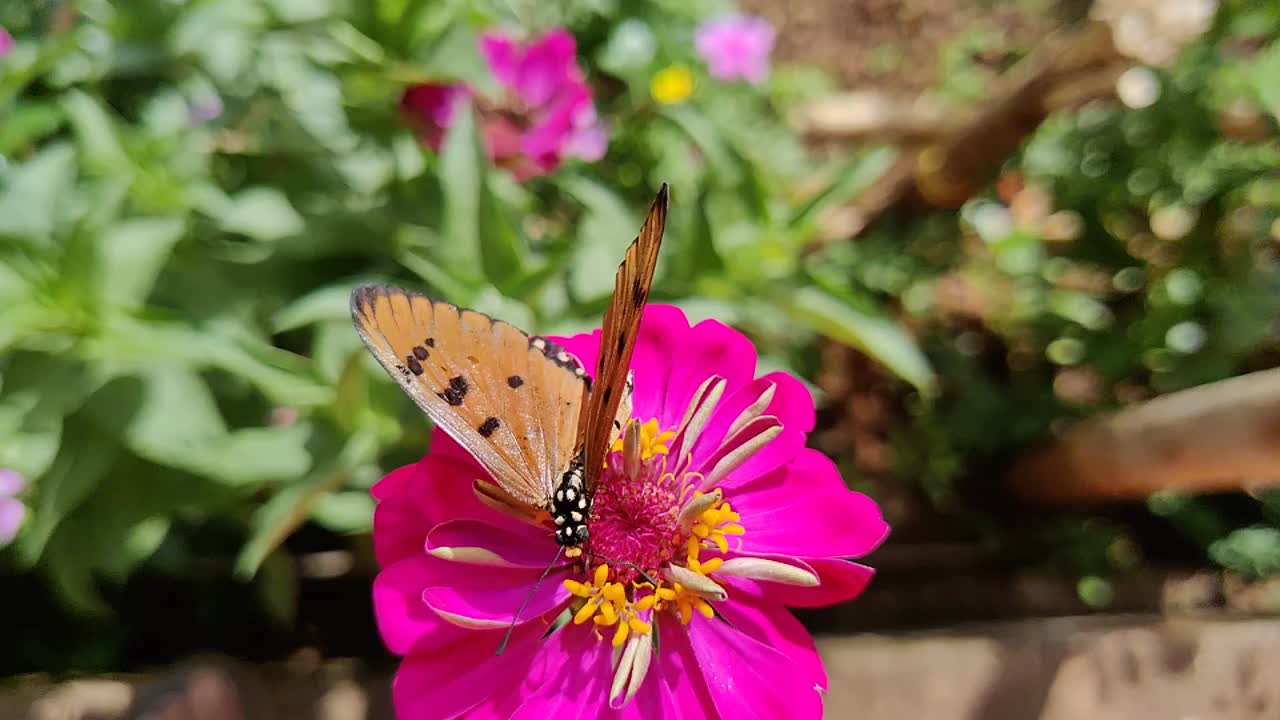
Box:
(609, 418), (676, 461)
(574, 598), (601, 625)
(598, 599), (619, 625)
(612, 622), (631, 647)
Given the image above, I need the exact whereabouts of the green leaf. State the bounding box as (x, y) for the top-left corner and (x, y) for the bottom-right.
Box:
(92, 315), (333, 408)
(437, 102), (485, 285)
(272, 282), (358, 332)
(42, 531), (111, 617)
(1250, 39), (1280, 120)
(563, 177), (640, 302)
(61, 89), (131, 176)
(0, 142), (77, 247)
(787, 148), (897, 233)
(662, 105), (743, 186)
(95, 368), (312, 486)
(96, 217), (187, 308)
(0, 353), (102, 479)
(311, 489), (375, 534)
(15, 420), (117, 567)
(257, 549), (299, 626)
(478, 177), (533, 292)
(1210, 526), (1280, 578)
(789, 287), (936, 393)
(0, 100), (65, 156)
(220, 187), (305, 241)
(235, 429), (378, 577)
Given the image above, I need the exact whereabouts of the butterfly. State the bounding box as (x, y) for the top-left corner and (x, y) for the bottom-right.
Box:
(351, 184), (668, 554)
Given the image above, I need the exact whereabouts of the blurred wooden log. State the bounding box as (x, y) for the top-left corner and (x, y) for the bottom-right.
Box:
(1008, 368), (1280, 505)
(794, 90), (953, 144)
(803, 19), (1133, 249)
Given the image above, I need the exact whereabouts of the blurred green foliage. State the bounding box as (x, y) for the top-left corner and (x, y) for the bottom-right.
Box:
(2, 0), (1279, 644)
(0, 0), (913, 619)
(826, 1), (1280, 581)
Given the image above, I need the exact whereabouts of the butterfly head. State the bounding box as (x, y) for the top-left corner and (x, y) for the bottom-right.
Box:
(551, 451), (590, 547)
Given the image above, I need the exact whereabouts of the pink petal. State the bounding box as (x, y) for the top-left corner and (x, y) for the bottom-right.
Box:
(521, 97), (576, 171)
(418, 433), (532, 531)
(564, 103), (608, 161)
(730, 448), (889, 559)
(628, 305), (694, 424)
(373, 498), (428, 567)
(723, 556), (874, 608)
(643, 623), (720, 719)
(684, 607), (823, 719)
(718, 597), (827, 693)
(373, 555), (459, 654)
(0, 498), (24, 546)
(510, 627), (612, 720)
(427, 519), (559, 568)
(375, 552), (566, 652)
(0, 468), (26, 497)
(663, 318), (758, 432)
(513, 29), (578, 107)
(371, 462), (430, 566)
(423, 563), (571, 627)
(691, 372), (813, 486)
(511, 625), (692, 719)
(483, 116), (525, 162)
(549, 304), (695, 426)
(394, 621), (542, 720)
(479, 32), (521, 91)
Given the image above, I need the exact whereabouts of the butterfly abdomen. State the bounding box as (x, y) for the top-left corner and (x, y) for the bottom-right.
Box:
(552, 452), (590, 546)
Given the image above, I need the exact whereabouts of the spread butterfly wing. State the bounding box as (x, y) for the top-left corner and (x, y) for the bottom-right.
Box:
(351, 285), (587, 508)
(577, 184), (669, 484)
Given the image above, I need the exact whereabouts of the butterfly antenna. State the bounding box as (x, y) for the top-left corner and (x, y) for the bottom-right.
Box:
(496, 545), (566, 656)
(581, 549), (660, 588)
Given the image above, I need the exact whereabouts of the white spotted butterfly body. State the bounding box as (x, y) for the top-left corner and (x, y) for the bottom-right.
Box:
(351, 185), (667, 552)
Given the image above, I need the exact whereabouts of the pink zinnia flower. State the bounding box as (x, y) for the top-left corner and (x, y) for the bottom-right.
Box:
(0, 469), (27, 547)
(694, 15), (776, 85)
(0, 27), (13, 58)
(371, 305), (888, 717)
(399, 29), (607, 180)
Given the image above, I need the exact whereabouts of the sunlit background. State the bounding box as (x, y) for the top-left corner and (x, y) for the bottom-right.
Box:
(2, 0), (1279, 717)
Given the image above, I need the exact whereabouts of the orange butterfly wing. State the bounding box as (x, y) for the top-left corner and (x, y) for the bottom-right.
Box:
(351, 285), (588, 508)
(577, 184), (669, 486)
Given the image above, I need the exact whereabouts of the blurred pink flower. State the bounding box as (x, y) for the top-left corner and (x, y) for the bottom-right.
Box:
(400, 29), (607, 180)
(371, 305), (888, 717)
(400, 83), (471, 152)
(0, 469), (27, 547)
(694, 15), (775, 84)
(0, 27), (13, 57)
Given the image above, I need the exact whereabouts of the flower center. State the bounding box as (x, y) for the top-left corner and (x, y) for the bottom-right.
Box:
(557, 375), (792, 706)
(587, 419), (681, 584)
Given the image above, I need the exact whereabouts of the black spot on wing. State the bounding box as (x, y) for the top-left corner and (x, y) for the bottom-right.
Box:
(405, 356), (424, 376)
(412, 346), (429, 361)
(438, 375), (469, 405)
(507, 375), (524, 388)
(425, 337), (436, 347)
(478, 416), (501, 437)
